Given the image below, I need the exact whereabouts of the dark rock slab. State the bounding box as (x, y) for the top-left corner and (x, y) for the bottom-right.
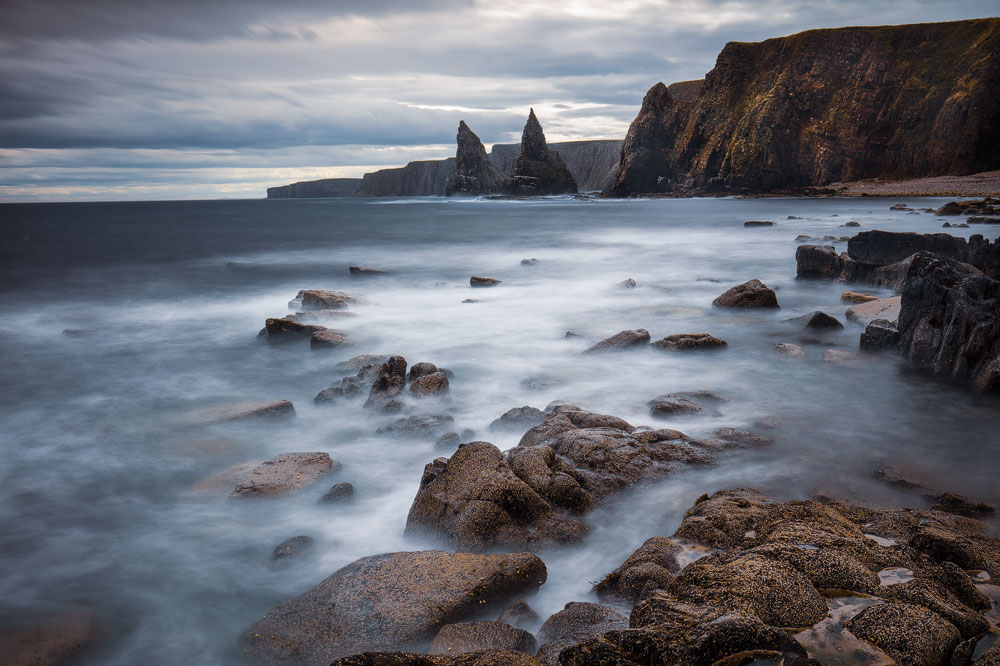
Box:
(470, 276), (501, 287)
(652, 332), (728, 350)
(330, 651), (544, 666)
(319, 482), (355, 505)
(787, 311), (844, 330)
(310, 329), (352, 349)
(489, 406), (545, 432)
(497, 600), (540, 630)
(0, 612), (103, 666)
(860, 318), (901, 351)
(647, 396), (702, 418)
(535, 603), (627, 666)
(846, 602), (960, 666)
(582, 329), (650, 353)
(744, 220), (773, 227)
(377, 414), (454, 438)
(242, 551), (547, 664)
(293, 289), (356, 311)
(349, 266), (387, 275)
(270, 536), (315, 569)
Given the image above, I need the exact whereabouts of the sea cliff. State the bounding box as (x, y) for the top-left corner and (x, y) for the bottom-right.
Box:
(611, 18), (1000, 195)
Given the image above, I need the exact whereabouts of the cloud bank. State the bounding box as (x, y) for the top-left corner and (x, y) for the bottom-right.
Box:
(0, 0), (995, 200)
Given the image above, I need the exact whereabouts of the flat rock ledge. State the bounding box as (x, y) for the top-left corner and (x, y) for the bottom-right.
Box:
(232, 452), (338, 497)
(241, 550), (546, 665)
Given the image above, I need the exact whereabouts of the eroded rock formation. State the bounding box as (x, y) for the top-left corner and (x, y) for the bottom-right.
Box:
(503, 110), (577, 196)
(446, 122), (505, 196)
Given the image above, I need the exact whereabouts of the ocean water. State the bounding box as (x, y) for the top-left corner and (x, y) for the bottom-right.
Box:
(0, 195), (998, 664)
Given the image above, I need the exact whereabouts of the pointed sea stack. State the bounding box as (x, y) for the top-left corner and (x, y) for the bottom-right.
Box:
(504, 109), (578, 195)
(445, 121), (505, 196)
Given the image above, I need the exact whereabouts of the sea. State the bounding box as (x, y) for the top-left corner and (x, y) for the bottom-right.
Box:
(0, 195), (997, 664)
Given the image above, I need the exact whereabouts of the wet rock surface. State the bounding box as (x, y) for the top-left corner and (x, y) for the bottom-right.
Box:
(191, 399), (295, 424)
(269, 536), (315, 569)
(310, 329), (352, 349)
(582, 329), (650, 353)
(497, 600), (540, 630)
(427, 621), (536, 656)
(365, 356), (408, 408)
(650, 332), (727, 351)
(712, 279), (779, 308)
(788, 310), (844, 330)
(846, 296), (901, 326)
(489, 406), (545, 432)
(232, 452), (338, 498)
(557, 488), (1000, 666)
(470, 276), (501, 287)
(534, 603), (627, 666)
(242, 550), (547, 664)
(410, 372), (450, 397)
(0, 612), (103, 666)
(293, 289), (356, 311)
(377, 414), (454, 438)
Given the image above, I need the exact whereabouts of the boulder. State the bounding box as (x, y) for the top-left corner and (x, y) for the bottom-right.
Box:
(411, 372), (450, 397)
(310, 329), (352, 349)
(497, 600), (540, 630)
(428, 621), (536, 656)
(377, 414), (454, 438)
(232, 452), (338, 497)
(787, 311), (844, 330)
(470, 276), (501, 287)
(860, 319), (901, 351)
(843, 221), (861, 227)
(582, 329), (650, 353)
(365, 356), (408, 408)
(445, 121), (506, 196)
(841, 291), (879, 303)
(594, 536), (682, 601)
(489, 407), (545, 432)
(795, 244), (843, 279)
(651, 333), (727, 351)
(319, 482), (355, 504)
(743, 220), (773, 227)
(404, 442), (585, 550)
(293, 289), (356, 311)
(935, 202), (963, 215)
(712, 279), (779, 308)
(897, 252), (1000, 392)
(846, 602), (960, 666)
(534, 603), (627, 666)
(269, 536), (315, 569)
(774, 342), (806, 358)
(242, 550), (547, 664)
(190, 399), (295, 424)
(503, 109), (578, 196)
(409, 362), (439, 380)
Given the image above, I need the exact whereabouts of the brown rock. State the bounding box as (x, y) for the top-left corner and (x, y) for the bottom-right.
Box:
(846, 602), (960, 666)
(651, 332), (727, 351)
(294, 289), (356, 311)
(365, 356), (408, 408)
(310, 329), (352, 349)
(0, 612), (102, 666)
(497, 600), (540, 630)
(846, 296), (901, 325)
(232, 452), (338, 497)
(242, 550), (547, 664)
(428, 621), (536, 656)
(647, 396), (702, 418)
(319, 482), (355, 504)
(377, 414), (454, 437)
(259, 317), (328, 342)
(534, 603), (627, 666)
(411, 372), (450, 397)
(787, 310), (844, 330)
(712, 279), (779, 308)
(582, 329), (650, 353)
(269, 535), (315, 569)
(841, 291), (880, 303)
(409, 362), (439, 380)
(594, 536), (682, 601)
(774, 342), (806, 358)
(331, 651), (544, 666)
(616, 278), (637, 289)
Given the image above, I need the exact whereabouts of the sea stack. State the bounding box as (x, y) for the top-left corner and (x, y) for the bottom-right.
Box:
(445, 121), (505, 196)
(504, 109), (578, 195)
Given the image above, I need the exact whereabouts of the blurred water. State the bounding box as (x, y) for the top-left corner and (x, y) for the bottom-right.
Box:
(0, 196), (998, 663)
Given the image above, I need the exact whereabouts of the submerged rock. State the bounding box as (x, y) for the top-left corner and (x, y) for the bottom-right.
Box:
(845, 296), (901, 326)
(269, 535), (315, 569)
(582, 329), (650, 353)
(497, 600), (540, 630)
(191, 399), (295, 424)
(860, 319), (901, 351)
(318, 482), (355, 505)
(365, 356), (408, 408)
(647, 395), (702, 418)
(232, 452), (338, 498)
(258, 317), (329, 342)
(349, 265), (387, 275)
(744, 220), (774, 227)
(712, 279), (779, 308)
(242, 550), (547, 664)
(489, 406), (545, 432)
(377, 414), (454, 438)
(841, 290), (880, 303)
(292, 289), (356, 311)
(410, 372), (450, 397)
(787, 310), (844, 330)
(774, 342), (807, 358)
(594, 536), (682, 601)
(503, 109), (578, 196)
(0, 612), (103, 666)
(651, 332), (727, 351)
(846, 602), (960, 665)
(428, 621), (536, 656)
(310, 329), (352, 349)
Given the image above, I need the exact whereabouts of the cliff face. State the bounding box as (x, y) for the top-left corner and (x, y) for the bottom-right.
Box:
(503, 109), (578, 195)
(357, 158), (456, 196)
(490, 140), (622, 191)
(445, 121), (505, 195)
(611, 18), (1000, 195)
(266, 178), (361, 198)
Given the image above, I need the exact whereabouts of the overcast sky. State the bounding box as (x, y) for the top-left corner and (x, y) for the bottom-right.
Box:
(0, 0), (995, 201)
